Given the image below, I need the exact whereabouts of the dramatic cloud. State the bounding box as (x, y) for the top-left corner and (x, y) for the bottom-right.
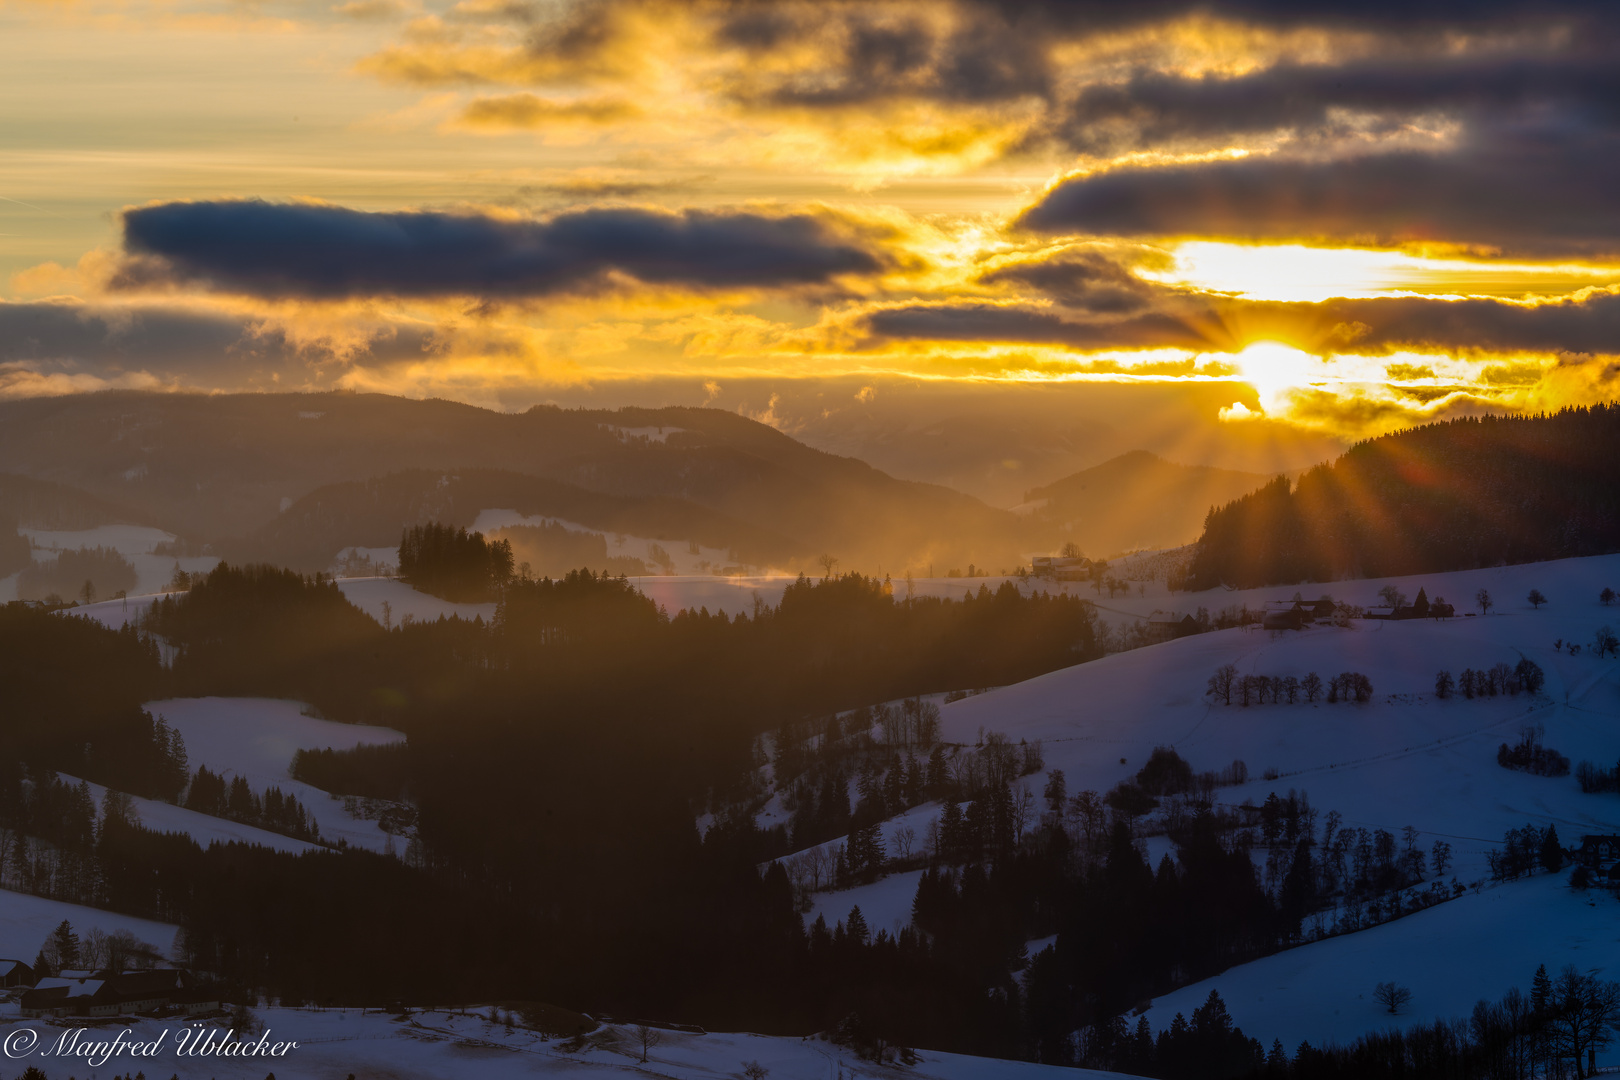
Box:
(1020, 123), (1620, 258)
(115, 200), (900, 300)
(868, 246), (1620, 358)
(0, 300), (437, 369)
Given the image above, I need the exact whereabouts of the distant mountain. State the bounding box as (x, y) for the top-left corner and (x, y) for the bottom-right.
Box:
(0, 472), (148, 531)
(222, 468), (794, 572)
(0, 392), (1037, 574)
(1021, 451), (1270, 558)
(1187, 406), (1620, 589)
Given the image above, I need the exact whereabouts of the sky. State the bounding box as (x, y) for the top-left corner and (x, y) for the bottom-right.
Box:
(4, 0), (1620, 488)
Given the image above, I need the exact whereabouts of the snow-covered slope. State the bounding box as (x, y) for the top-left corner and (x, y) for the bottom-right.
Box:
(1141, 873), (1619, 1058)
(939, 598), (1620, 882)
(147, 697), (407, 852)
(65, 774), (321, 855)
(0, 887), (178, 964)
(791, 555), (1620, 1055)
(0, 524), (217, 603)
(0, 1008), (1132, 1080)
(336, 576), (495, 625)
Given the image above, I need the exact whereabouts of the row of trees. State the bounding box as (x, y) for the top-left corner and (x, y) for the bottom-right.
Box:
(1080, 964), (1620, 1079)
(1434, 659), (1546, 699)
(33, 919), (163, 979)
(183, 766), (324, 843)
(1207, 666), (1373, 705)
(1486, 823), (1564, 881)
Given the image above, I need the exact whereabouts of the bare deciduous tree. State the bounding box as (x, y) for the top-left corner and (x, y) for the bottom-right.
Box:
(817, 553), (839, 580)
(634, 1023), (662, 1062)
(1374, 982), (1412, 1014)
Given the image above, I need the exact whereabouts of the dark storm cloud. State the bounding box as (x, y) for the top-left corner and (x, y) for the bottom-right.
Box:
(865, 264), (1620, 357)
(980, 251), (1163, 314)
(116, 200), (896, 300)
(0, 300), (436, 382)
(1040, 51), (1620, 156)
(1019, 118), (1620, 259)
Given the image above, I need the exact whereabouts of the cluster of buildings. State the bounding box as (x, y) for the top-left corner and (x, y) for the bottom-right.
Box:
(5, 965), (220, 1019)
(1578, 835), (1620, 883)
(1029, 555), (1093, 582)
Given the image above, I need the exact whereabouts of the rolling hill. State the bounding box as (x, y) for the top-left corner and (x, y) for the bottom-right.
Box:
(1020, 450), (1270, 558)
(0, 391), (1038, 574)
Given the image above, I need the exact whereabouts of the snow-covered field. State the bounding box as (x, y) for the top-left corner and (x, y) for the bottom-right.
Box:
(0, 524), (217, 603)
(65, 774), (321, 855)
(809, 868), (927, 939)
(1142, 874), (1620, 1061)
(471, 508), (754, 576)
(336, 576), (496, 625)
(0, 1009), (1128, 1080)
(147, 698), (407, 852)
(782, 554), (1620, 1055)
(0, 886), (178, 965)
(940, 595), (1620, 883)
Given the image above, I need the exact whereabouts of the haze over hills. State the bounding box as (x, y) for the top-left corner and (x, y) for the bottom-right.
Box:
(0, 391), (1044, 575)
(1190, 406), (1620, 589)
(1021, 450), (1271, 558)
(223, 468), (796, 573)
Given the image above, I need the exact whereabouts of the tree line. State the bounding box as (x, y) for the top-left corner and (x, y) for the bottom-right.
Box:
(1188, 406), (1620, 589)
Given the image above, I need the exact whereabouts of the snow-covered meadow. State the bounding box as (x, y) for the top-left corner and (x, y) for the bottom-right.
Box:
(0, 1008), (1128, 1080)
(769, 554), (1620, 1058)
(0, 524), (217, 603)
(147, 697), (407, 853)
(0, 887), (179, 967)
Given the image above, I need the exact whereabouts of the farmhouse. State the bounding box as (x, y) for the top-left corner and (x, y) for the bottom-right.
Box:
(19, 968), (219, 1018)
(1030, 555), (1091, 582)
(1145, 613), (1200, 643)
(1578, 834), (1620, 872)
(0, 959), (34, 988)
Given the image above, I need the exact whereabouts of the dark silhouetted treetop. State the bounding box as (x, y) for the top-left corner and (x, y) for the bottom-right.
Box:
(398, 522), (514, 602)
(1188, 406), (1620, 588)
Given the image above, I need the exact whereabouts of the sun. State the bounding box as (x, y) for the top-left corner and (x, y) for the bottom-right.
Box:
(1234, 341), (1317, 411)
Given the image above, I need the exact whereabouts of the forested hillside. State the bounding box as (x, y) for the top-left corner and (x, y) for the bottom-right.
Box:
(221, 468), (791, 572)
(1187, 407), (1620, 589)
(0, 392), (1036, 573)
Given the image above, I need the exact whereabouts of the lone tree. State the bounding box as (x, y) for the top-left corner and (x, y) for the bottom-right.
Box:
(1602, 587), (1616, 606)
(1207, 664), (1238, 705)
(634, 1023), (662, 1062)
(1301, 672), (1324, 703)
(1435, 670), (1455, 699)
(1374, 982), (1413, 1014)
(818, 553), (840, 580)
(1528, 588), (1547, 609)
(743, 1063), (770, 1080)
(1477, 588), (1493, 615)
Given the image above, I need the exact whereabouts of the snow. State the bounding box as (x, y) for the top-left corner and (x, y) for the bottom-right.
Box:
(810, 869), (927, 939)
(64, 774), (321, 855)
(470, 508), (752, 577)
(764, 554), (1620, 1058)
(938, 564), (1620, 882)
(336, 576), (495, 625)
(608, 424), (686, 442)
(1141, 874), (1620, 1064)
(0, 524), (216, 602)
(0, 886), (178, 963)
(0, 1009), (1134, 1079)
(146, 697), (408, 853)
